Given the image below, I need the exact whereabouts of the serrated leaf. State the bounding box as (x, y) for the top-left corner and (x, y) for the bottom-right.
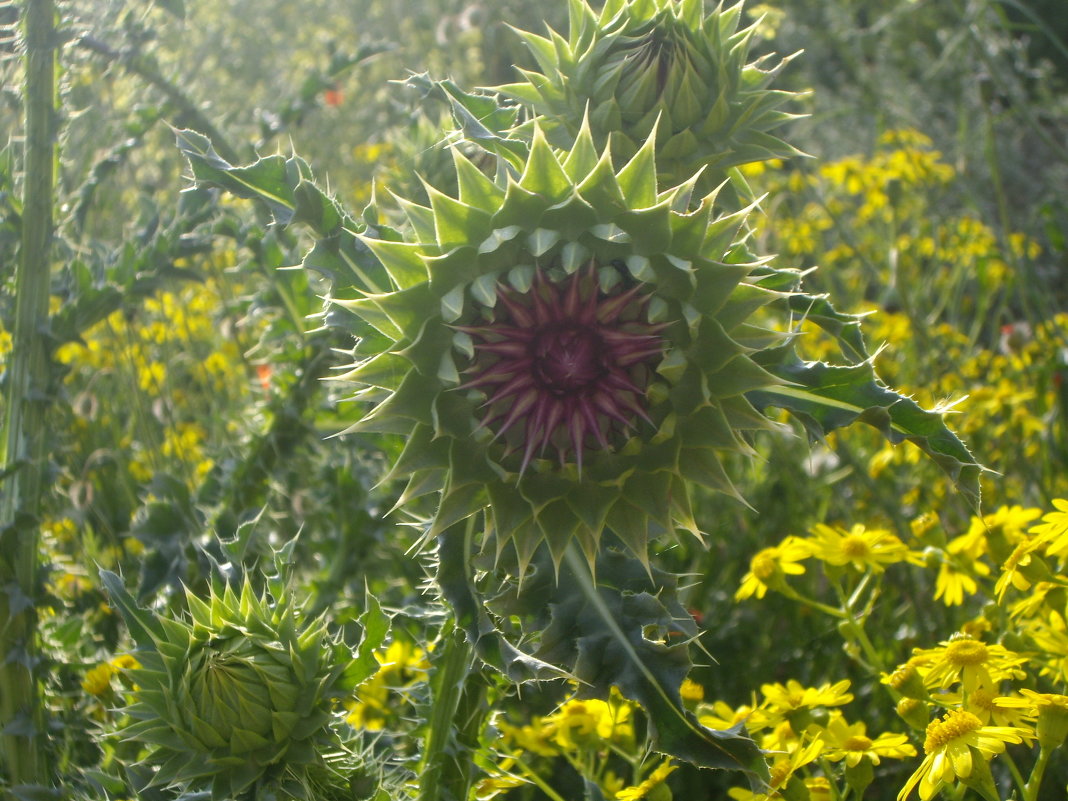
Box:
(750, 359), (982, 508)
(343, 591), (389, 689)
(175, 129), (297, 225)
(99, 569), (166, 650)
(526, 548), (768, 777)
(436, 525), (560, 682)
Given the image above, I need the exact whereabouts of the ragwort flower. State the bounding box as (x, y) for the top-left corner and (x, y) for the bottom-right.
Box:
(757, 679), (853, 734)
(734, 537), (809, 601)
(727, 735), (824, 801)
(820, 712), (916, 767)
(911, 634), (1028, 693)
(615, 758), (677, 801)
(897, 709), (1029, 800)
(931, 553), (989, 607)
(804, 522), (922, 573)
(336, 124), (789, 569)
(995, 689), (1068, 748)
(1031, 498), (1068, 557)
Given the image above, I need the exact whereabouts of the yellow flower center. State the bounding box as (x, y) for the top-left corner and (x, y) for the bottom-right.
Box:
(970, 687), (995, 712)
(752, 550), (778, 581)
(945, 639), (989, 666)
(841, 535), (871, 559)
(924, 710), (982, 752)
(844, 734), (873, 751)
(770, 759), (792, 788)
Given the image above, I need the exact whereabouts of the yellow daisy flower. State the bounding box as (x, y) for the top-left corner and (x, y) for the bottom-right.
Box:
(932, 557), (989, 607)
(911, 634), (1027, 693)
(1030, 498), (1068, 558)
(937, 685), (1037, 729)
(761, 679), (854, 715)
(496, 716), (558, 758)
(820, 712), (916, 766)
(994, 536), (1050, 601)
(758, 679), (853, 733)
(804, 523), (922, 573)
(615, 759), (677, 801)
(995, 689), (1068, 748)
(897, 709), (1029, 800)
(957, 505), (1041, 563)
(81, 663), (115, 697)
(697, 699), (755, 732)
(735, 537), (810, 601)
(543, 694), (635, 749)
(1007, 581), (1058, 620)
(728, 736), (825, 801)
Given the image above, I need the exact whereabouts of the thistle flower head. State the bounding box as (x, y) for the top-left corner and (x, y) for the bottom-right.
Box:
(334, 122), (790, 571)
(457, 266), (667, 475)
(116, 579), (364, 801)
(497, 0), (804, 188)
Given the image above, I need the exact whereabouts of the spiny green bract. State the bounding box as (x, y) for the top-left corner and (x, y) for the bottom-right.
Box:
(116, 579), (367, 801)
(331, 121), (793, 574)
(495, 0), (805, 190)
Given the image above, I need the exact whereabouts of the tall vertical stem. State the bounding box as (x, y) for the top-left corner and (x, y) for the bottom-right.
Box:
(0, 0), (56, 784)
(420, 517), (481, 801)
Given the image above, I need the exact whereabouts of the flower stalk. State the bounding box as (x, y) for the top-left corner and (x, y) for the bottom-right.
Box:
(0, 0), (57, 784)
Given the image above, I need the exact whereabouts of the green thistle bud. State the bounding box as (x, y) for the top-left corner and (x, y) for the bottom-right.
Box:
(333, 122), (790, 571)
(115, 579), (366, 801)
(497, 0), (804, 187)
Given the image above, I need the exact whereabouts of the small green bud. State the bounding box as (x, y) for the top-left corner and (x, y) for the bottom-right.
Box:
(843, 756), (874, 796)
(1035, 697), (1068, 750)
(958, 747), (1000, 801)
(885, 663), (928, 701)
(896, 698), (930, 731)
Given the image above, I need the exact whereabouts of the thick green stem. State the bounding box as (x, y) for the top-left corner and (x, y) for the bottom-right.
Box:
(419, 519), (480, 801)
(0, 0), (56, 785)
(1023, 746), (1052, 801)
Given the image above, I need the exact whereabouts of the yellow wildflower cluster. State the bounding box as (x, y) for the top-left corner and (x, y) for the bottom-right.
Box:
(746, 129), (1039, 300)
(480, 687), (680, 801)
(862, 314), (1068, 510)
(692, 678), (915, 800)
(882, 631), (1044, 800)
(53, 270), (260, 497)
(736, 521), (922, 601)
(729, 497), (1068, 798)
(857, 497), (1068, 798)
(345, 639), (430, 731)
(55, 277), (248, 402)
(81, 654), (141, 697)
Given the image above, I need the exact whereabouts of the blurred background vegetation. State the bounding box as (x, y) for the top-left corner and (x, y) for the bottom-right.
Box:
(2, 0), (1067, 798)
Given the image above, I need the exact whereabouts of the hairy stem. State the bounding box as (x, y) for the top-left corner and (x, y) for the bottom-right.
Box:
(0, 0), (56, 784)
(419, 518), (480, 801)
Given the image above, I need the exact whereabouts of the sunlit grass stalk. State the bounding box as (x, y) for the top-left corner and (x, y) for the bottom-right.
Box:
(0, 0), (56, 784)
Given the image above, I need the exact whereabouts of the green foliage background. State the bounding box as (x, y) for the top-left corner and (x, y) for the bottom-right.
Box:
(2, 0), (1067, 799)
